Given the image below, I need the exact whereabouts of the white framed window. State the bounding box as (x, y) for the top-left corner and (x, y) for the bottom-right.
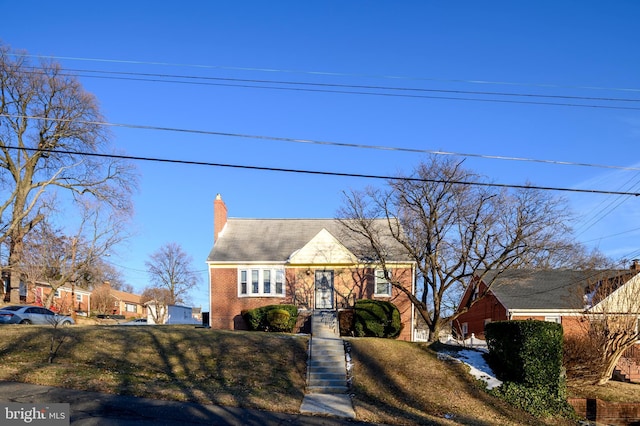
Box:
(240, 270), (248, 295)
(54, 289), (60, 298)
(374, 269), (392, 296)
(76, 294), (82, 302)
(238, 267), (285, 297)
(125, 303), (137, 313)
(545, 316), (561, 324)
(461, 322), (468, 336)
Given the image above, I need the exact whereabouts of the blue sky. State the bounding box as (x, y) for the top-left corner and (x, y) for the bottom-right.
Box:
(3, 1), (640, 310)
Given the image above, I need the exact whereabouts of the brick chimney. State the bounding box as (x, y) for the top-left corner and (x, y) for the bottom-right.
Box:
(631, 259), (640, 271)
(214, 193), (228, 243)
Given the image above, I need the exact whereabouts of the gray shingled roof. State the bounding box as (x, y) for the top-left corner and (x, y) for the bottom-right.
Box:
(480, 269), (631, 310)
(207, 218), (410, 263)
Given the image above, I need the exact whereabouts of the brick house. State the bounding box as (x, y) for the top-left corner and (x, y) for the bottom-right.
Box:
(454, 268), (640, 339)
(454, 267), (640, 381)
(207, 194), (417, 341)
(31, 282), (91, 315)
(92, 282), (146, 319)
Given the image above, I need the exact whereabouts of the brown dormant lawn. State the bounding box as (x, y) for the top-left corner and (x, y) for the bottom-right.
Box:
(0, 323), (634, 425)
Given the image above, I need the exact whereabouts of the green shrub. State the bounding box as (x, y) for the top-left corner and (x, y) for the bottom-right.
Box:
(485, 320), (574, 419)
(267, 309), (291, 332)
(485, 320), (563, 391)
(353, 299), (401, 338)
(241, 304), (298, 333)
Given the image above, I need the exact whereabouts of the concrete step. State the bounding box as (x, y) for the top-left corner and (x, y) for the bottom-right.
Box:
(308, 379), (347, 388)
(306, 385), (349, 394)
(309, 372), (345, 380)
(307, 360), (347, 371)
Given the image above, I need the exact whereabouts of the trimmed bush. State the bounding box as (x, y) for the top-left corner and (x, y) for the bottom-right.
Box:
(485, 320), (574, 419)
(485, 320), (563, 390)
(353, 299), (402, 338)
(267, 309), (291, 332)
(241, 304), (298, 333)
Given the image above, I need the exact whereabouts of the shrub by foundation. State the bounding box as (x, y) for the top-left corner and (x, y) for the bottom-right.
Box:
(353, 299), (401, 338)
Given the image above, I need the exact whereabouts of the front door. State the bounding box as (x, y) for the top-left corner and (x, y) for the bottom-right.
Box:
(314, 270), (334, 310)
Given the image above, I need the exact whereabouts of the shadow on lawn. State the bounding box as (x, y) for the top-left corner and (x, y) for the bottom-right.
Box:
(0, 326), (308, 416)
(348, 339), (544, 426)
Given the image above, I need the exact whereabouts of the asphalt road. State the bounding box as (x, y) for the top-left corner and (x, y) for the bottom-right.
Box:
(0, 381), (376, 425)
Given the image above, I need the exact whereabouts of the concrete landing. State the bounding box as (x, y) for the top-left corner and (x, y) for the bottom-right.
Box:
(300, 393), (355, 419)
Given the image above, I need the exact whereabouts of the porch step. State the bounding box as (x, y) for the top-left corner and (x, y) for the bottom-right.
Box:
(614, 357), (640, 383)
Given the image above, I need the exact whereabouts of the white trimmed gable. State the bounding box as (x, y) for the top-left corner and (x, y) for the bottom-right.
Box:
(288, 228), (357, 265)
(589, 272), (640, 314)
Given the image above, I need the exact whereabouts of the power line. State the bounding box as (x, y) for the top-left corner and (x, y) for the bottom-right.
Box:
(15, 53), (640, 94)
(29, 68), (640, 111)
(3, 112), (640, 173)
(4, 145), (640, 196)
(25, 66), (640, 105)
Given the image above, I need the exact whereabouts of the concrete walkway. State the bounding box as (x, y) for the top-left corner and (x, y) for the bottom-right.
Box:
(300, 310), (356, 419)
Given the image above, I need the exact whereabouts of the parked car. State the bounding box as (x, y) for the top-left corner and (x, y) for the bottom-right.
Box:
(0, 305), (75, 326)
(119, 318), (149, 325)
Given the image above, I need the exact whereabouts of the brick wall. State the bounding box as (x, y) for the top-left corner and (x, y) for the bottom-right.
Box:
(454, 283), (508, 339)
(569, 398), (640, 425)
(210, 265), (416, 340)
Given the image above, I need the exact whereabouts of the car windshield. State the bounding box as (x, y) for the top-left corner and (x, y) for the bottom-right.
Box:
(1, 306), (24, 311)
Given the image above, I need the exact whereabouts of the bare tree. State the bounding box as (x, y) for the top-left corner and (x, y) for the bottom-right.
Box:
(145, 242), (199, 305)
(91, 282), (116, 316)
(0, 43), (136, 302)
(339, 155), (578, 341)
(20, 200), (129, 312)
(141, 287), (172, 324)
(577, 270), (640, 385)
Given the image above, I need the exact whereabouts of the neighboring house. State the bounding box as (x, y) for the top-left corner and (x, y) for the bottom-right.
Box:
(146, 303), (199, 325)
(91, 282), (147, 319)
(453, 267), (640, 340)
(30, 282), (92, 315)
(110, 287), (147, 319)
(206, 194), (417, 341)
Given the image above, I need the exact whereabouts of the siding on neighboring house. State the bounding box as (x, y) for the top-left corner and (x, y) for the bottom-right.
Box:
(207, 194), (417, 341)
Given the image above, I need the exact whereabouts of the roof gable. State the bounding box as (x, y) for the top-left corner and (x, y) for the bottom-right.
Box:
(589, 273), (640, 314)
(288, 228), (357, 265)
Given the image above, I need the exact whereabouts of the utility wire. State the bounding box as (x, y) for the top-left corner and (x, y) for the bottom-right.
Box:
(33, 69), (640, 111)
(3, 112), (640, 173)
(4, 145), (640, 196)
(24, 66), (640, 105)
(15, 53), (640, 94)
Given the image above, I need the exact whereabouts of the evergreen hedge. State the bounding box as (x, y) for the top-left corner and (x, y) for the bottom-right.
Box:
(241, 304), (298, 332)
(353, 299), (402, 338)
(485, 320), (574, 419)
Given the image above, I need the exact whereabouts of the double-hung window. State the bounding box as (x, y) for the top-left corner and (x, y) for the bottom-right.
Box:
(239, 267), (285, 297)
(374, 269), (392, 296)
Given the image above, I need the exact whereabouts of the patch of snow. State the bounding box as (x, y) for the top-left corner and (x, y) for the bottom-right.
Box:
(441, 349), (503, 390)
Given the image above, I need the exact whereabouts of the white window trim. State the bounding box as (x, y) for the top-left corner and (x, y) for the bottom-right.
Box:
(238, 267), (285, 298)
(374, 269), (392, 297)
